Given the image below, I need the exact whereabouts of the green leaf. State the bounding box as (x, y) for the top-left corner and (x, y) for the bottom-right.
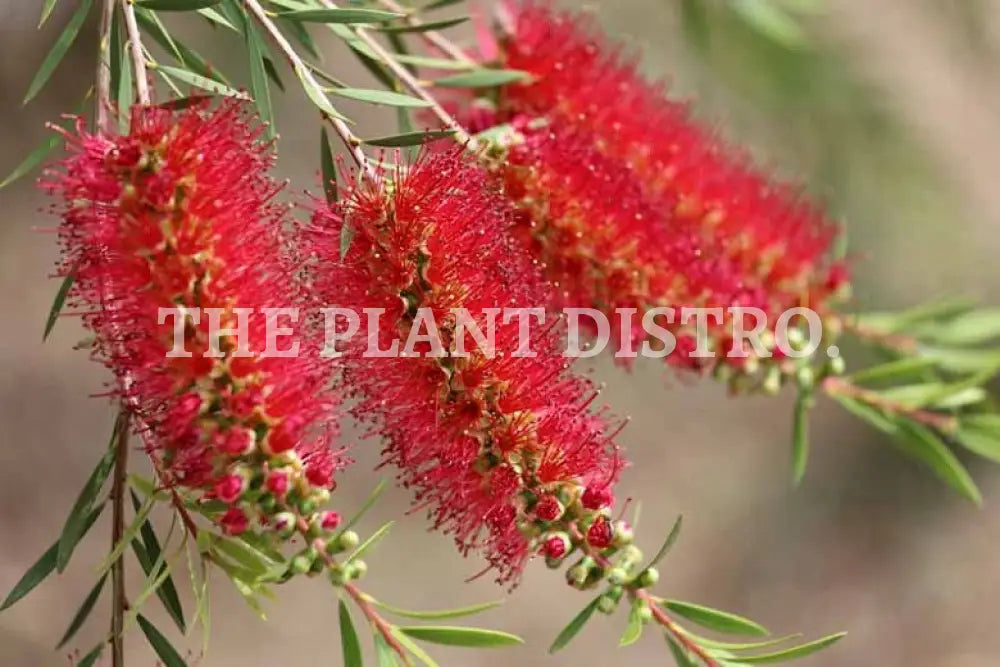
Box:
(832, 395), (897, 433)
(345, 521), (394, 564)
(729, 632), (846, 663)
(245, 22), (276, 139)
(339, 600), (363, 667)
(420, 0), (465, 10)
(549, 596), (601, 653)
(376, 17), (469, 34)
(330, 88), (432, 108)
(42, 271), (75, 341)
(1, 505), (102, 611)
(848, 357), (939, 384)
(889, 419), (982, 505)
(619, 600), (644, 647)
(281, 17), (320, 58)
(130, 492), (186, 632)
(97, 495), (154, 578)
(398, 626), (523, 648)
(337, 479), (386, 537)
(373, 599), (503, 620)
(665, 635), (698, 667)
(134, 9), (226, 82)
(137, 614), (188, 667)
(212, 536), (283, 579)
(374, 633), (399, 666)
(648, 515), (684, 568)
(389, 53), (474, 70)
(320, 127), (340, 205)
(156, 65), (248, 99)
(957, 414), (1000, 463)
(23, 0), (93, 104)
(663, 601), (768, 636)
(198, 7), (238, 30)
(58, 426), (118, 571)
(77, 644), (105, 667)
(296, 65), (347, 119)
(117, 37), (133, 134)
(391, 628), (439, 667)
(730, 0), (807, 49)
(680, 0), (710, 51)
(56, 574), (107, 648)
(39, 0), (60, 27)
(791, 390), (812, 485)
(363, 130), (456, 147)
(686, 633), (803, 652)
(917, 346), (1000, 374)
(155, 94), (216, 111)
(279, 8), (402, 23)
(921, 308), (1000, 346)
(1, 130), (61, 189)
(135, 0), (223, 9)
(435, 69), (530, 88)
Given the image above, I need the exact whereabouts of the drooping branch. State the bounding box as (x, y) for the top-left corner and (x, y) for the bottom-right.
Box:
(376, 0), (476, 65)
(121, 0), (150, 105)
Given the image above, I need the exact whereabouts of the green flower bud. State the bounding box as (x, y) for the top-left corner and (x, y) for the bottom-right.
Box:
(607, 568), (629, 586)
(796, 365), (815, 390)
(337, 530), (360, 552)
(637, 603), (654, 623)
(597, 594), (619, 615)
(637, 567), (660, 588)
(349, 560), (368, 580)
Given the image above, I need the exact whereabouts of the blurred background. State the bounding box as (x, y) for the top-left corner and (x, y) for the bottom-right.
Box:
(2, 0), (999, 665)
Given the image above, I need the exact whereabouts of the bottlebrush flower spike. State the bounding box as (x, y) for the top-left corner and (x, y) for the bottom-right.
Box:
(43, 101), (343, 539)
(474, 2), (849, 379)
(306, 149), (626, 584)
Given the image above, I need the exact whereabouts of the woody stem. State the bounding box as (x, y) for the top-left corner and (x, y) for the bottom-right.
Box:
(122, 0), (151, 104)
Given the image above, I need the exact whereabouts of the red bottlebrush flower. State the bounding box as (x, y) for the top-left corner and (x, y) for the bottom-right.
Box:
(466, 3), (848, 375)
(43, 101), (344, 539)
(306, 149), (625, 585)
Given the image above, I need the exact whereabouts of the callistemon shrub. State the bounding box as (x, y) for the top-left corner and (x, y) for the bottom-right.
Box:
(469, 1), (851, 388)
(307, 150), (633, 586)
(44, 102), (343, 540)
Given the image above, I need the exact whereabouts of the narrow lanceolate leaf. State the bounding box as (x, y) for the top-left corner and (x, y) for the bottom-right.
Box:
(345, 521), (394, 564)
(363, 130), (456, 147)
(156, 65), (248, 99)
(56, 574), (107, 648)
(57, 426), (119, 571)
(245, 22), (275, 138)
(330, 88), (431, 108)
(549, 596), (602, 653)
(434, 69), (530, 88)
(1, 505), (103, 611)
(198, 7), (238, 30)
(130, 491), (186, 633)
(373, 599), (503, 620)
(134, 9), (227, 82)
(665, 635), (698, 667)
(339, 600), (363, 667)
(730, 0), (807, 49)
(375, 17), (469, 34)
(398, 626), (523, 648)
(791, 390), (812, 486)
(135, 0), (223, 9)
(889, 419), (982, 505)
(374, 633), (399, 666)
(296, 65), (347, 120)
(137, 614), (188, 667)
(39, 0), (60, 27)
(663, 601), (768, 636)
(390, 53), (474, 70)
(340, 218), (356, 262)
(1, 130), (61, 189)
(648, 515), (683, 568)
(117, 41), (133, 134)
(337, 479), (386, 537)
(77, 644), (105, 667)
(42, 271), (75, 341)
(420, 0), (465, 10)
(619, 601), (644, 647)
(729, 632), (847, 664)
(957, 415), (1000, 463)
(279, 8), (402, 23)
(24, 0), (93, 104)
(320, 127), (339, 204)
(391, 628), (439, 667)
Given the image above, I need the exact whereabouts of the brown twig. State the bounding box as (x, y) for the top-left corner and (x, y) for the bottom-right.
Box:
(241, 0), (375, 178)
(375, 0), (476, 65)
(121, 0), (150, 105)
(96, 0), (116, 134)
(839, 315), (919, 354)
(110, 411), (131, 667)
(635, 589), (718, 667)
(822, 376), (959, 433)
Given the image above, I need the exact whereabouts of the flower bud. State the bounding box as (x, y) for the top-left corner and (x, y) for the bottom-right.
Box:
(214, 473), (247, 504)
(581, 485), (613, 510)
(337, 530), (360, 552)
(607, 567), (629, 586)
(220, 507), (248, 536)
(586, 516), (614, 549)
(534, 495), (565, 522)
(637, 603), (653, 623)
(541, 532), (570, 560)
(348, 560), (368, 580)
(612, 520), (633, 547)
(637, 567), (659, 588)
(597, 593), (619, 615)
(290, 547), (318, 575)
(318, 511), (342, 532)
(796, 365), (815, 390)
(272, 511), (296, 538)
(265, 469), (291, 499)
(219, 427), (256, 457)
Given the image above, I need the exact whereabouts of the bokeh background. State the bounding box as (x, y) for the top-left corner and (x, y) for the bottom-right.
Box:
(2, 1), (1000, 665)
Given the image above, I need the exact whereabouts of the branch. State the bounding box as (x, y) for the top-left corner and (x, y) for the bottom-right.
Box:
(319, 0), (477, 149)
(121, 0), (150, 105)
(635, 590), (718, 667)
(374, 0), (476, 65)
(96, 0), (116, 134)
(241, 0), (375, 178)
(110, 411), (131, 667)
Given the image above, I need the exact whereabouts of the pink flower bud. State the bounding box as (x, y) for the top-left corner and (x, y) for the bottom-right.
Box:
(272, 511), (296, 537)
(219, 427), (256, 457)
(319, 511), (342, 531)
(581, 486), (613, 510)
(586, 516), (614, 549)
(542, 533), (570, 559)
(534, 495), (564, 522)
(220, 507), (248, 536)
(214, 474), (246, 504)
(265, 469), (291, 498)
